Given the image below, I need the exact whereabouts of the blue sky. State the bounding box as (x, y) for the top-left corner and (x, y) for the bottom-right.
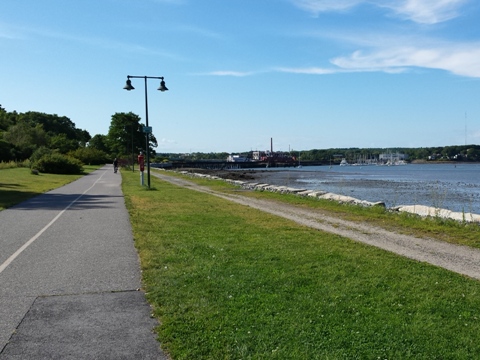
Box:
(1, 0), (480, 153)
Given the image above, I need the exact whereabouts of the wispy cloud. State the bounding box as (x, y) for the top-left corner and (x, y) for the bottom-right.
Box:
(204, 35), (480, 78)
(291, 0), (363, 13)
(277, 38), (480, 78)
(0, 22), (26, 39)
(175, 24), (224, 40)
(203, 70), (255, 77)
(290, 0), (469, 24)
(276, 67), (339, 75)
(150, 0), (186, 4)
(331, 41), (480, 77)
(382, 0), (468, 24)
(0, 22), (183, 61)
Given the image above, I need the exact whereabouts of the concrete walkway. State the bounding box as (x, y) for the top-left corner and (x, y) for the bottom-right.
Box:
(0, 166), (168, 359)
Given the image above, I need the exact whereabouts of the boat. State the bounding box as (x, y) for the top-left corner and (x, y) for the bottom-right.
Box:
(339, 158), (349, 166)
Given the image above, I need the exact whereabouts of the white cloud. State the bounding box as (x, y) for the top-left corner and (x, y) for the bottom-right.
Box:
(291, 0), (363, 13)
(331, 43), (480, 77)
(206, 70), (255, 77)
(274, 31), (480, 78)
(276, 67), (338, 75)
(0, 22), (25, 40)
(208, 36), (480, 78)
(151, 0), (185, 4)
(291, 0), (469, 24)
(175, 25), (224, 39)
(382, 0), (468, 24)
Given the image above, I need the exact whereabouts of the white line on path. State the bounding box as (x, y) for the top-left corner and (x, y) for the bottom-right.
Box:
(0, 171), (107, 275)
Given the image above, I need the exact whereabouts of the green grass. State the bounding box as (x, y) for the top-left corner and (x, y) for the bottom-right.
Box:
(159, 169), (480, 249)
(123, 170), (480, 359)
(0, 166), (99, 210)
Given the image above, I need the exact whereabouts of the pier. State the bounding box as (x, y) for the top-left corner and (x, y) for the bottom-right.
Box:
(151, 160), (325, 170)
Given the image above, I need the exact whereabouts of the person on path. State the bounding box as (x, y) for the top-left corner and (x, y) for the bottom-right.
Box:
(113, 158), (118, 173)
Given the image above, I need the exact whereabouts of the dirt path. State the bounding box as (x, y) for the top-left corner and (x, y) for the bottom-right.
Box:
(152, 172), (480, 281)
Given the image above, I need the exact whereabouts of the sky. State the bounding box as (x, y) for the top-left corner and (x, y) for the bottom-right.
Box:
(1, 0), (480, 154)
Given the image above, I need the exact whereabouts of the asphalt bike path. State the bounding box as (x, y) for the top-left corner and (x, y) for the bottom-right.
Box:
(0, 165), (167, 359)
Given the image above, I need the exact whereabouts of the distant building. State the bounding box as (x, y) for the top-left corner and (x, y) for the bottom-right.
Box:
(379, 152), (408, 164)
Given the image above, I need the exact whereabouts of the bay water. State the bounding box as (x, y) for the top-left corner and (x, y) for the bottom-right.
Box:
(253, 163), (480, 215)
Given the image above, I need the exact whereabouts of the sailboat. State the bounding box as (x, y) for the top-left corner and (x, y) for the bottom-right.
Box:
(297, 151), (302, 168)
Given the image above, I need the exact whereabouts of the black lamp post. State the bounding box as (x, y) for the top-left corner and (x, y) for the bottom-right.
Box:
(123, 75), (168, 188)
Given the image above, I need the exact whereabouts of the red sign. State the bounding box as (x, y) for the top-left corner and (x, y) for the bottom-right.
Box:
(138, 154), (145, 172)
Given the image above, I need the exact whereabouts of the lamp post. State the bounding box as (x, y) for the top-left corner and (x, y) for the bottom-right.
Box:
(123, 75), (168, 188)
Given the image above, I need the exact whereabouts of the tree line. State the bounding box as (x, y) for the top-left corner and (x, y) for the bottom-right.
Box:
(293, 145), (480, 164)
(0, 106), (156, 173)
(158, 145), (480, 164)
(1, 105), (478, 174)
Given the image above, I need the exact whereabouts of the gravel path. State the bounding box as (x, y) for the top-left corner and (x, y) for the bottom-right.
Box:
(153, 172), (480, 281)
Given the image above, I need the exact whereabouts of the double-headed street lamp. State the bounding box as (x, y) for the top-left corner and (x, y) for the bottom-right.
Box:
(123, 75), (168, 188)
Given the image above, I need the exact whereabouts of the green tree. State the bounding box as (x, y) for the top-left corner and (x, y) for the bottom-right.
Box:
(88, 134), (111, 154)
(1, 109), (90, 160)
(3, 122), (48, 159)
(0, 139), (13, 162)
(18, 112), (82, 140)
(49, 133), (80, 154)
(0, 105), (15, 131)
(69, 147), (109, 165)
(467, 147), (480, 161)
(106, 112), (158, 158)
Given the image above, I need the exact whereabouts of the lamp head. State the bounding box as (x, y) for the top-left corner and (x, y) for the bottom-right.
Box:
(123, 79), (135, 91)
(157, 78), (168, 92)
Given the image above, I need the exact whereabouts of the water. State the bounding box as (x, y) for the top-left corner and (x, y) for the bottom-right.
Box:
(252, 163), (480, 214)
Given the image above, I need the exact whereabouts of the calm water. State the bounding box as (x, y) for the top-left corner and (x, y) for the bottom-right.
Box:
(253, 163), (480, 214)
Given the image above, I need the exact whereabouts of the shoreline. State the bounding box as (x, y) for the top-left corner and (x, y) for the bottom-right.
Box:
(178, 168), (480, 222)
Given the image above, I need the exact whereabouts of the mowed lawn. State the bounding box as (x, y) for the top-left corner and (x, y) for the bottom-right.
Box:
(122, 170), (480, 360)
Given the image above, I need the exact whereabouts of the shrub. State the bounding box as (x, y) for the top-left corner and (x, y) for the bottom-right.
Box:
(0, 160), (31, 169)
(0, 161), (18, 170)
(30, 146), (54, 163)
(68, 147), (110, 165)
(33, 153), (84, 174)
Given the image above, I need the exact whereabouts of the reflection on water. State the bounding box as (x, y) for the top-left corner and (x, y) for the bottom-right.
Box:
(253, 164), (480, 214)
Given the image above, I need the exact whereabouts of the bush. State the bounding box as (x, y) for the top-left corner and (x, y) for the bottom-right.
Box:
(0, 161), (18, 170)
(33, 153), (84, 174)
(30, 146), (54, 164)
(68, 147), (110, 165)
(0, 160), (31, 170)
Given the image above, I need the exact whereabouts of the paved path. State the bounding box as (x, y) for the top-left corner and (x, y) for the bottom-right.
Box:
(0, 166), (168, 359)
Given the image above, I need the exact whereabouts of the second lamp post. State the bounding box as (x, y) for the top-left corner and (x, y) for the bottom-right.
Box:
(123, 75), (168, 188)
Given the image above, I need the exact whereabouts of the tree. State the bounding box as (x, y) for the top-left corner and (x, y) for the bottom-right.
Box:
(49, 133), (80, 154)
(3, 122), (48, 159)
(88, 134), (111, 154)
(467, 147), (480, 161)
(76, 129), (92, 147)
(0, 139), (13, 162)
(0, 105), (15, 132)
(69, 147), (109, 165)
(1, 109), (90, 161)
(106, 112), (158, 158)
(19, 112), (76, 139)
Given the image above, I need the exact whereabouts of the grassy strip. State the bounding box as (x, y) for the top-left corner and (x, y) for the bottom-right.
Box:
(123, 170), (480, 359)
(0, 166), (100, 210)
(159, 170), (480, 249)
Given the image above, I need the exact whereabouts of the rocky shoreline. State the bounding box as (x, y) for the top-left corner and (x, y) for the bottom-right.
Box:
(175, 169), (480, 223)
